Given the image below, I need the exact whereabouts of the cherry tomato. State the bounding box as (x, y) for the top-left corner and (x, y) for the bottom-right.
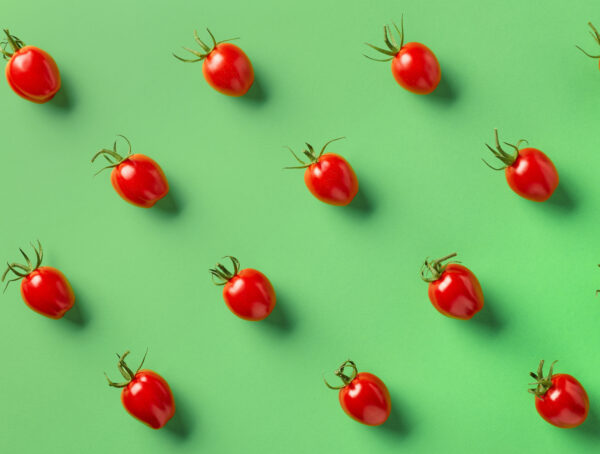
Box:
(576, 22), (600, 70)
(529, 360), (589, 429)
(365, 18), (440, 95)
(92, 135), (169, 208)
(420, 253), (484, 320)
(325, 360), (391, 426)
(209, 256), (276, 321)
(484, 129), (558, 202)
(285, 137), (358, 206)
(2, 29), (61, 103)
(174, 29), (254, 97)
(1, 241), (74, 319)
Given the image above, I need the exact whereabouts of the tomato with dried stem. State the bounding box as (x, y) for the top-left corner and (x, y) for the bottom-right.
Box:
(576, 22), (600, 70)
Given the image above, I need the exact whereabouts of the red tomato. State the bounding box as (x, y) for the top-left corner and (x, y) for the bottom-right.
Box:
(92, 135), (169, 208)
(529, 360), (589, 429)
(285, 137), (358, 206)
(2, 241), (74, 319)
(325, 360), (391, 426)
(106, 351), (175, 429)
(174, 29), (254, 97)
(210, 256), (276, 321)
(576, 22), (600, 69)
(484, 129), (558, 202)
(365, 19), (440, 95)
(2, 29), (61, 103)
(420, 253), (484, 320)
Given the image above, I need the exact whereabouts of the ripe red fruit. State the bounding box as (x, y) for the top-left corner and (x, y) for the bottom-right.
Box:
(105, 351), (175, 429)
(174, 29), (254, 97)
(210, 256), (276, 321)
(92, 135), (169, 208)
(529, 360), (589, 429)
(325, 360), (391, 426)
(2, 29), (61, 103)
(484, 129), (559, 202)
(420, 253), (484, 320)
(365, 18), (441, 95)
(576, 22), (600, 70)
(285, 138), (359, 206)
(2, 241), (74, 319)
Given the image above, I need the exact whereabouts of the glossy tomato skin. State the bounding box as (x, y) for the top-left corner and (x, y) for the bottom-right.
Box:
(202, 43), (254, 97)
(505, 148), (559, 202)
(535, 374), (589, 428)
(20, 266), (74, 319)
(223, 268), (276, 321)
(391, 42), (440, 95)
(304, 153), (358, 206)
(110, 154), (169, 208)
(121, 370), (175, 429)
(339, 372), (391, 426)
(5, 46), (61, 103)
(428, 264), (484, 320)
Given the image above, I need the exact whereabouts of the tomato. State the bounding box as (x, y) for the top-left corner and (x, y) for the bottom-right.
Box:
(365, 18), (440, 95)
(420, 253), (484, 320)
(92, 135), (169, 208)
(1, 241), (74, 319)
(529, 360), (589, 429)
(2, 29), (61, 103)
(576, 22), (600, 69)
(285, 137), (358, 206)
(209, 256), (276, 321)
(105, 351), (175, 429)
(174, 29), (254, 97)
(325, 360), (391, 426)
(484, 129), (558, 202)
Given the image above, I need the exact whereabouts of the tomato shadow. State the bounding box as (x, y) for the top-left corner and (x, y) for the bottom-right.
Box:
(424, 66), (456, 104)
(263, 291), (296, 333)
(546, 179), (576, 212)
(468, 290), (505, 334)
(346, 181), (375, 216)
(63, 286), (88, 328)
(240, 74), (267, 103)
(379, 393), (411, 438)
(164, 389), (195, 441)
(574, 406), (600, 439)
(153, 184), (183, 216)
(49, 75), (74, 111)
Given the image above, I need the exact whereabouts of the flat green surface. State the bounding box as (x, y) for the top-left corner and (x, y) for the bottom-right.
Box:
(1, 0), (600, 452)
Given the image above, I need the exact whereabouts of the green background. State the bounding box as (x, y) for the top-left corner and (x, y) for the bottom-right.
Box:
(1, 0), (600, 452)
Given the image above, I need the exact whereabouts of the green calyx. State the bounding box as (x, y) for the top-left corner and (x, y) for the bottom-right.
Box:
(173, 28), (239, 63)
(104, 350), (147, 388)
(420, 252), (458, 283)
(91, 135), (133, 176)
(284, 137), (345, 170)
(209, 256), (240, 285)
(528, 360), (557, 398)
(0, 29), (25, 60)
(483, 129), (528, 171)
(1, 240), (43, 292)
(324, 359), (358, 390)
(576, 22), (600, 59)
(364, 16), (404, 62)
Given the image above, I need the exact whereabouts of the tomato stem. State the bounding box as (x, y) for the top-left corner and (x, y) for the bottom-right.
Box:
(324, 360), (358, 390)
(173, 28), (240, 63)
(1, 29), (24, 60)
(283, 137), (345, 169)
(105, 349), (148, 389)
(1, 240), (43, 292)
(364, 16), (404, 62)
(209, 256), (240, 285)
(482, 129), (525, 171)
(420, 252), (458, 283)
(91, 135), (133, 176)
(528, 360), (557, 397)
(576, 22), (600, 59)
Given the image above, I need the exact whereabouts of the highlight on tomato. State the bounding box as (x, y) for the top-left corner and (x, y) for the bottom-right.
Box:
(364, 17), (441, 95)
(92, 135), (169, 208)
(483, 129), (559, 202)
(1, 29), (61, 103)
(173, 28), (254, 97)
(1, 241), (74, 319)
(105, 350), (175, 429)
(529, 360), (589, 429)
(210, 256), (276, 321)
(285, 137), (358, 206)
(576, 22), (600, 69)
(324, 360), (391, 426)
(420, 253), (484, 320)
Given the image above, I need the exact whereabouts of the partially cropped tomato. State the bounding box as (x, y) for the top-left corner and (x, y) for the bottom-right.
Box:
(210, 256), (276, 321)
(174, 28), (254, 96)
(325, 360), (391, 426)
(2, 29), (61, 103)
(529, 360), (589, 429)
(1, 241), (74, 319)
(420, 253), (484, 320)
(92, 135), (169, 208)
(484, 129), (558, 202)
(365, 18), (440, 95)
(285, 137), (358, 206)
(576, 22), (600, 70)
